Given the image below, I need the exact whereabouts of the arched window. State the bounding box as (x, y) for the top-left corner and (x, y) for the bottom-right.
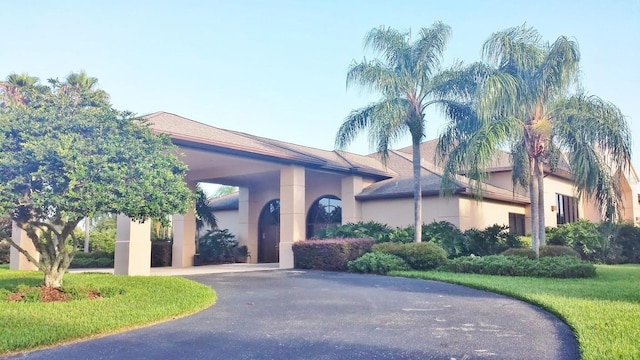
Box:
(306, 195), (342, 238)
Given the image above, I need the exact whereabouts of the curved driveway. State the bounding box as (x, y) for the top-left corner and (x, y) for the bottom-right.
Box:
(7, 270), (579, 360)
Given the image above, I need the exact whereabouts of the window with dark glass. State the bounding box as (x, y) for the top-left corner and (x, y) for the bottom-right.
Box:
(508, 213), (525, 235)
(556, 193), (579, 225)
(306, 196), (342, 238)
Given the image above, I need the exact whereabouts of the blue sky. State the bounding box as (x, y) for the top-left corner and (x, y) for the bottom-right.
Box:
(2, 1), (639, 174)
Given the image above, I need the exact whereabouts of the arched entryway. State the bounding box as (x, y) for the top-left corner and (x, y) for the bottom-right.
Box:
(258, 199), (280, 263)
(306, 195), (342, 238)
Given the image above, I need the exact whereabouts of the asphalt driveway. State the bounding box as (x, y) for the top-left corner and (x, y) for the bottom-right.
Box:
(6, 270), (579, 360)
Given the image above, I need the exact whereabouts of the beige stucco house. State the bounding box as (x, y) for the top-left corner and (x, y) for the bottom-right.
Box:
(10, 112), (640, 274)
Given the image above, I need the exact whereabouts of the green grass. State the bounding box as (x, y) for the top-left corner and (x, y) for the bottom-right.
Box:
(391, 265), (640, 360)
(0, 269), (216, 355)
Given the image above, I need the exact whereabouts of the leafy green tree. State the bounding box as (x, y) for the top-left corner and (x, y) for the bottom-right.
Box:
(437, 25), (632, 254)
(336, 23), (462, 243)
(0, 73), (192, 287)
(0, 73), (42, 106)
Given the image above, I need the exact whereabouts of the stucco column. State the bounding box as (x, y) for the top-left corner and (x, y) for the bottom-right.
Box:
(341, 175), (363, 224)
(114, 215), (151, 275)
(172, 208), (196, 267)
(279, 165), (305, 269)
(9, 222), (39, 271)
(238, 187), (259, 263)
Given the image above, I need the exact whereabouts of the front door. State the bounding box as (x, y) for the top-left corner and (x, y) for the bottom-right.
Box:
(258, 199), (280, 263)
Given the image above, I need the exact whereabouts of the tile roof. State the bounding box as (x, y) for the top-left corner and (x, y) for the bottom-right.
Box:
(144, 111), (394, 179)
(208, 192), (239, 211)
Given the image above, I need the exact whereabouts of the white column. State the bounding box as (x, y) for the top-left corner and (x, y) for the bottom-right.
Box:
(114, 215), (151, 275)
(9, 222), (39, 271)
(341, 175), (363, 224)
(238, 187), (258, 263)
(172, 208), (196, 267)
(279, 165), (305, 269)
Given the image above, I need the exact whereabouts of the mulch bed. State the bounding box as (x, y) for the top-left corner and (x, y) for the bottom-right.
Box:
(7, 286), (101, 302)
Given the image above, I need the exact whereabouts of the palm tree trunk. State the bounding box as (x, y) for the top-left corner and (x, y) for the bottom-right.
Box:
(529, 158), (540, 255)
(537, 160), (546, 247)
(412, 141), (423, 243)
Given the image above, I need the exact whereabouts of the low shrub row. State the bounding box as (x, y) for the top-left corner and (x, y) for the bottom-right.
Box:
(69, 252), (114, 268)
(293, 238), (374, 271)
(0, 240), (9, 264)
(347, 252), (409, 274)
(372, 242), (447, 270)
(438, 255), (596, 278)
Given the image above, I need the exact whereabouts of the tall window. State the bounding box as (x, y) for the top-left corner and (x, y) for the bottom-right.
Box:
(508, 213), (525, 235)
(306, 196), (342, 238)
(556, 193), (579, 225)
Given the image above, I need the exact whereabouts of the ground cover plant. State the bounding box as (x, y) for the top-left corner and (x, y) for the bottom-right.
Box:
(0, 268), (215, 355)
(392, 265), (640, 360)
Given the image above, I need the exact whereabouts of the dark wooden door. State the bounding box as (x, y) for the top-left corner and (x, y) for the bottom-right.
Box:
(259, 224), (280, 263)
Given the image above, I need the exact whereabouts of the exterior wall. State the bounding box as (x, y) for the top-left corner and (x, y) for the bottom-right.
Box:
(486, 171), (515, 193)
(458, 197), (526, 231)
(213, 209), (239, 236)
(304, 170), (342, 215)
(361, 196), (460, 228)
(543, 175), (589, 228)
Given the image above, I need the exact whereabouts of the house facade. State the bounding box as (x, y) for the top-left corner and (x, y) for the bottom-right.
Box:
(9, 112), (640, 274)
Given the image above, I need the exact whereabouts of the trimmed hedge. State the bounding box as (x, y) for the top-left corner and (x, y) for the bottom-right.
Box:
(439, 255), (596, 278)
(539, 245), (581, 258)
(293, 238), (374, 271)
(70, 252), (114, 268)
(151, 241), (172, 267)
(347, 252), (409, 274)
(373, 242), (447, 270)
(501, 248), (537, 259)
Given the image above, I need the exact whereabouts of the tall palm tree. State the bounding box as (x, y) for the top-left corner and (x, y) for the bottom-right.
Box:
(437, 25), (632, 254)
(0, 73), (40, 106)
(62, 70), (110, 106)
(336, 22), (460, 243)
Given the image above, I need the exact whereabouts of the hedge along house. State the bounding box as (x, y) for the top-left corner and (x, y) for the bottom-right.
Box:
(9, 112), (640, 274)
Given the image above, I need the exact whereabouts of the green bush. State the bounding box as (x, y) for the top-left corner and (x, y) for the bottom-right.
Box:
(422, 221), (469, 257)
(548, 220), (605, 262)
(463, 224), (522, 256)
(89, 228), (116, 253)
(69, 251), (114, 268)
(518, 236), (532, 248)
(501, 248), (537, 259)
(373, 242), (447, 270)
(600, 222), (640, 264)
(293, 238), (374, 271)
(439, 255), (596, 278)
(539, 245), (581, 258)
(151, 241), (172, 267)
(314, 221), (395, 243)
(0, 240), (9, 264)
(198, 229), (237, 264)
(347, 252), (409, 274)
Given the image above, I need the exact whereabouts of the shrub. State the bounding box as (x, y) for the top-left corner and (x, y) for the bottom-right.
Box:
(539, 245), (581, 258)
(600, 222), (640, 264)
(501, 248), (537, 259)
(0, 240), (9, 264)
(422, 221), (469, 258)
(198, 229), (237, 264)
(547, 220), (605, 262)
(314, 221), (394, 243)
(293, 238), (374, 271)
(151, 240), (172, 267)
(439, 255), (595, 278)
(518, 235), (532, 248)
(463, 224), (522, 256)
(89, 228), (116, 253)
(69, 251), (114, 268)
(373, 242), (447, 270)
(347, 252), (409, 274)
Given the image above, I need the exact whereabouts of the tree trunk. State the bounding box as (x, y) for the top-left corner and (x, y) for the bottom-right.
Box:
(44, 269), (63, 288)
(412, 140), (423, 243)
(84, 217), (91, 253)
(537, 161), (546, 247)
(529, 158), (540, 255)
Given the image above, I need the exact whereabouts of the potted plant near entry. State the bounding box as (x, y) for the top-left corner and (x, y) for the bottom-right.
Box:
(233, 245), (250, 263)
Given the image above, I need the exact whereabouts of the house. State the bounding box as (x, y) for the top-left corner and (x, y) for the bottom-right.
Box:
(9, 112), (640, 274)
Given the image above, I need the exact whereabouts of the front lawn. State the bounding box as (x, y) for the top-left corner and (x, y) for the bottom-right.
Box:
(0, 269), (216, 355)
(392, 265), (640, 360)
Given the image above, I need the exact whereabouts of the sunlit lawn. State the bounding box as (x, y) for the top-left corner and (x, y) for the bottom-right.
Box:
(0, 268), (216, 355)
(392, 265), (640, 360)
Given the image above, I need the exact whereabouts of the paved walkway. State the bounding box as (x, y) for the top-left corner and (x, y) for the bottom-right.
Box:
(7, 270), (578, 360)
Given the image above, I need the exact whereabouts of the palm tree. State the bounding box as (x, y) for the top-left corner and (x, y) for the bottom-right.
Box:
(0, 73), (40, 106)
(195, 184), (217, 232)
(336, 23), (461, 243)
(437, 25), (632, 254)
(62, 71), (110, 106)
